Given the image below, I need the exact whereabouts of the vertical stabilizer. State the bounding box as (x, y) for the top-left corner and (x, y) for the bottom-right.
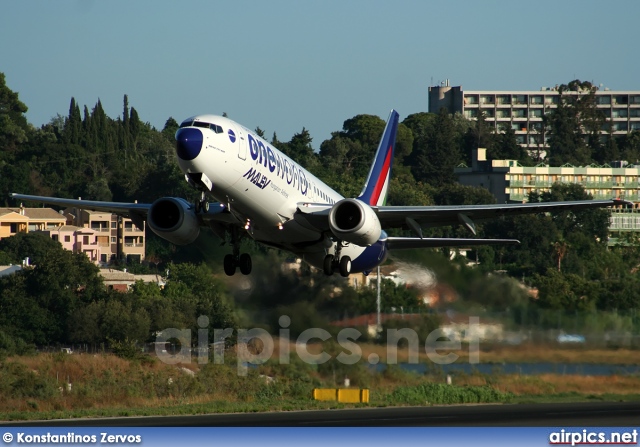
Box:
(357, 109), (399, 206)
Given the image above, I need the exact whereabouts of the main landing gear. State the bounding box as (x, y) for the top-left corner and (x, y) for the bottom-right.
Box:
(193, 192), (251, 276)
(194, 191), (209, 213)
(323, 242), (351, 277)
(223, 252), (252, 276)
(223, 227), (252, 276)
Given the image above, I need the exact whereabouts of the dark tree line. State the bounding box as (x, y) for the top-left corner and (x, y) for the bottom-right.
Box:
(0, 233), (236, 351)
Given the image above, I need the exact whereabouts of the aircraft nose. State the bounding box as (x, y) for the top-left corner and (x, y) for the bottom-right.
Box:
(175, 128), (203, 161)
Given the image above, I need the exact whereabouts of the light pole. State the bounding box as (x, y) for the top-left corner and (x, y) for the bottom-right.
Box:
(376, 265), (381, 333)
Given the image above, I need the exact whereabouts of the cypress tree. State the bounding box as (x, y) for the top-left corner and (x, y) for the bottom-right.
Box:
(122, 94), (132, 149)
(64, 97), (82, 145)
(129, 106), (141, 150)
(82, 105), (91, 147)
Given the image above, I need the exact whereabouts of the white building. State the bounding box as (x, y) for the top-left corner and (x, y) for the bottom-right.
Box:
(429, 81), (640, 153)
(454, 150), (640, 240)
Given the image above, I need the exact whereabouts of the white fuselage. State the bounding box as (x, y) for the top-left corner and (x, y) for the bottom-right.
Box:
(175, 115), (382, 272)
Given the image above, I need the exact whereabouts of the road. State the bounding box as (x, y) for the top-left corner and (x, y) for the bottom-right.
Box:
(2, 402), (639, 426)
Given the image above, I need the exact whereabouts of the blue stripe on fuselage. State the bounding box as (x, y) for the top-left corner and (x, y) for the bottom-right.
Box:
(350, 240), (388, 273)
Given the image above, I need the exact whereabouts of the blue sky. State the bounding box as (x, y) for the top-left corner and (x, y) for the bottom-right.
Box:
(1, 0), (639, 149)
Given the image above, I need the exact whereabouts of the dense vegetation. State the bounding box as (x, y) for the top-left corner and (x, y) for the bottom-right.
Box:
(6, 351), (640, 420)
(1, 73), (640, 352)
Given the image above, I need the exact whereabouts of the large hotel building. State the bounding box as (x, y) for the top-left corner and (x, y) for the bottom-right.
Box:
(433, 82), (640, 241)
(429, 81), (640, 152)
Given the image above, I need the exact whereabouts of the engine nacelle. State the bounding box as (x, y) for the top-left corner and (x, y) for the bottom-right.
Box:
(147, 197), (200, 245)
(328, 198), (382, 246)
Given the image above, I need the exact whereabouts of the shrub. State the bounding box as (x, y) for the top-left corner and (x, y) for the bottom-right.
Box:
(391, 382), (513, 405)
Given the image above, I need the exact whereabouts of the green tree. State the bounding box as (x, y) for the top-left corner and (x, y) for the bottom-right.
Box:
(254, 126), (266, 138)
(540, 183), (610, 244)
(163, 262), (237, 331)
(101, 299), (151, 342)
(533, 268), (594, 311)
(162, 117), (179, 142)
(0, 233), (107, 344)
(402, 112), (435, 142)
(544, 80), (604, 166)
(490, 126), (531, 164)
(68, 300), (104, 344)
(462, 111), (494, 164)
(63, 97), (82, 145)
(0, 72), (29, 153)
(280, 128), (316, 169)
(433, 182), (496, 206)
(320, 114), (387, 179)
(619, 131), (640, 163)
(121, 94), (131, 149)
(341, 114), (386, 151)
(407, 108), (462, 186)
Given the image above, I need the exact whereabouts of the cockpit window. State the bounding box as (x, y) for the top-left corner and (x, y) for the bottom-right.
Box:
(179, 120), (224, 134)
(192, 121), (224, 134)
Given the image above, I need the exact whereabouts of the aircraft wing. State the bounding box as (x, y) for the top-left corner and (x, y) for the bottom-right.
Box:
(296, 198), (627, 236)
(374, 198), (628, 231)
(8, 193), (235, 226)
(384, 237), (520, 250)
(9, 193), (151, 215)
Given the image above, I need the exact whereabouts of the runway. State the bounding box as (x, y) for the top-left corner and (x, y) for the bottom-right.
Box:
(3, 402), (639, 426)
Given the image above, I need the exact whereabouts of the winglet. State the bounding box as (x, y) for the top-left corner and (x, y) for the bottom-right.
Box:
(357, 109), (399, 206)
(612, 198), (633, 207)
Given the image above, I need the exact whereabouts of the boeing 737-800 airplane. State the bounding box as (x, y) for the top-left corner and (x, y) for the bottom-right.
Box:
(11, 110), (626, 277)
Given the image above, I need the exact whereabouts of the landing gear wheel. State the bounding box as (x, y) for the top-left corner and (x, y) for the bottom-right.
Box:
(238, 253), (252, 275)
(339, 256), (351, 277)
(223, 254), (236, 276)
(195, 192), (208, 214)
(195, 200), (209, 213)
(323, 254), (334, 276)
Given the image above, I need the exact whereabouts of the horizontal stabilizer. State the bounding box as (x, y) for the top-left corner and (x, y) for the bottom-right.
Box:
(385, 237), (520, 250)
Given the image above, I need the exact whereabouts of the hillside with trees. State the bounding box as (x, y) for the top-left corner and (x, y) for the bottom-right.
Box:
(1, 73), (639, 351)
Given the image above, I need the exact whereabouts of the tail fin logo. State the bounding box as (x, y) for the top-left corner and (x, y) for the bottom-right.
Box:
(357, 110), (399, 207)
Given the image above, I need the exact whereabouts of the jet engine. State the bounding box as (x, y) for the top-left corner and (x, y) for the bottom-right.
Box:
(147, 197), (200, 245)
(328, 198), (382, 246)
